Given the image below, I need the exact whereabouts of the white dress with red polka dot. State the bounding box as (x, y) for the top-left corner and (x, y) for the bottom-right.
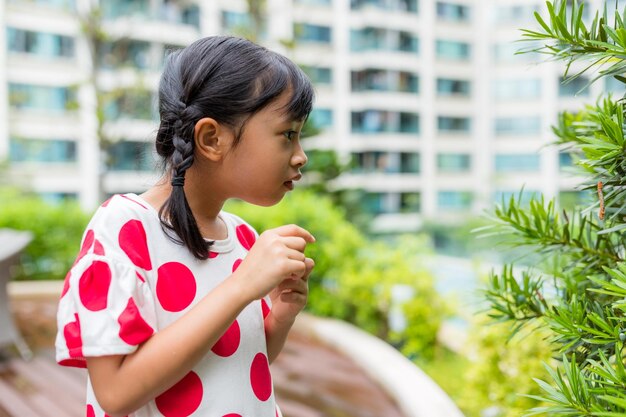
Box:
(55, 194), (280, 417)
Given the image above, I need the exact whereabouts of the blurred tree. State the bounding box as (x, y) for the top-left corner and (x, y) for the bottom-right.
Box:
(479, 1), (626, 415)
(0, 188), (90, 281)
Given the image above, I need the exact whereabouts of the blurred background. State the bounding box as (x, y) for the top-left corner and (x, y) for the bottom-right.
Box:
(0, 0), (620, 416)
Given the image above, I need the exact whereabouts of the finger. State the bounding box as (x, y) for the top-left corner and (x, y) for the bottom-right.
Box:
(285, 248), (306, 262)
(278, 277), (308, 293)
(284, 259), (307, 277)
(281, 236), (307, 252)
(273, 224), (315, 243)
(280, 291), (307, 305)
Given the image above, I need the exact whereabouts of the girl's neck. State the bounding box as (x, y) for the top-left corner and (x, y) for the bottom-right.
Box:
(141, 178), (228, 241)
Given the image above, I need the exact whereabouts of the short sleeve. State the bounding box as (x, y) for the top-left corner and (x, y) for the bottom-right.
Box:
(55, 204), (157, 368)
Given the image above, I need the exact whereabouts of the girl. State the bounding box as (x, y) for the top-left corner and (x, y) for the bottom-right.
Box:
(55, 36), (316, 417)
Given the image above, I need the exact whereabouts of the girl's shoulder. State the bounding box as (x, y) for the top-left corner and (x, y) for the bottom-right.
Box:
(75, 193), (160, 265)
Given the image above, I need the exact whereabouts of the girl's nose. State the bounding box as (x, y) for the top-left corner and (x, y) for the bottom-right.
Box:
(292, 142), (308, 168)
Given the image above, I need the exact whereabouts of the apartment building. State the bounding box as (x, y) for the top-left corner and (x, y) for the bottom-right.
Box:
(1, 0), (616, 231)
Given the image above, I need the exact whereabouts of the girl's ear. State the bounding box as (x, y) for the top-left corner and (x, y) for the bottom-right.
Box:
(194, 117), (231, 162)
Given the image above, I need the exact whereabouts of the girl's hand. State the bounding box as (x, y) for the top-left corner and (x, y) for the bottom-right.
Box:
(268, 257), (314, 324)
(232, 224), (315, 303)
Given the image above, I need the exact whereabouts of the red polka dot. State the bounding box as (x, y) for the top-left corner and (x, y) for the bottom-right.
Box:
(155, 371), (203, 417)
(232, 259), (242, 272)
(276, 408), (280, 417)
(74, 229), (95, 265)
(118, 297), (154, 346)
(222, 414), (242, 417)
(261, 298), (271, 319)
(250, 352), (272, 401)
(135, 271), (146, 282)
(236, 224), (256, 250)
(64, 313), (82, 358)
(157, 262), (197, 312)
(86, 404), (95, 417)
(61, 271), (71, 298)
(211, 320), (241, 357)
(94, 239), (105, 256)
(79, 260), (111, 311)
(119, 220), (152, 270)
(209, 251), (219, 259)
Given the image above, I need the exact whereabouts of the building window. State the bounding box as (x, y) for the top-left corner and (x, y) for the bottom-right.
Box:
(309, 108), (333, 129)
(352, 152), (395, 173)
(494, 5), (540, 24)
(559, 151), (581, 172)
(99, 39), (152, 69)
(400, 192), (421, 212)
(605, 76), (625, 94)
(436, 2), (470, 22)
(351, 28), (419, 53)
(352, 110), (419, 134)
(7, 28), (75, 58)
(294, 23), (332, 43)
(350, 0), (418, 13)
(494, 116), (541, 136)
(438, 191), (472, 210)
(436, 78), (470, 96)
(9, 138), (77, 163)
(296, 0), (332, 5)
(437, 116), (471, 133)
(301, 66), (332, 85)
(352, 69), (419, 93)
(437, 153), (471, 172)
(558, 76), (591, 97)
(9, 83), (76, 112)
(102, 0), (149, 19)
(10, 0), (76, 10)
(363, 192), (386, 214)
(436, 40), (470, 60)
(108, 141), (154, 171)
(493, 42), (541, 63)
(495, 154), (541, 172)
(105, 90), (155, 121)
(493, 79), (541, 100)
(400, 152), (420, 173)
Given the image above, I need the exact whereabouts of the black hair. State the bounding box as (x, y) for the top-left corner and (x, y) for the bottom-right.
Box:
(155, 36), (315, 260)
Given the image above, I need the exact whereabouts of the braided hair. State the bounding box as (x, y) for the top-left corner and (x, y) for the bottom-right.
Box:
(155, 36), (314, 259)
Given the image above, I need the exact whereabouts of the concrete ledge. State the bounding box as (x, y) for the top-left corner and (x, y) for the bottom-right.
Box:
(296, 314), (466, 417)
(8, 280), (63, 299)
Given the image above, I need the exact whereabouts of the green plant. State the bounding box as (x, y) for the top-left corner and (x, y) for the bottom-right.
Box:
(458, 316), (554, 417)
(226, 190), (447, 359)
(0, 188), (90, 280)
(479, 1), (626, 415)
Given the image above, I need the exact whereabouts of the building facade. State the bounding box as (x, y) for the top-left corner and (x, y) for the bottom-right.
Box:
(1, 0), (617, 230)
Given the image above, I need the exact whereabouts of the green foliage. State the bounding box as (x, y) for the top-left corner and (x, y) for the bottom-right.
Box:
(226, 190), (447, 359)
(0, 188), (90, 281)
(479, 1), (626, 415)
(458, 317), (555, 417)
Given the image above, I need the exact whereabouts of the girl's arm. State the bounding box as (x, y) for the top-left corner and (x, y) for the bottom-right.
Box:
(264, 257), (314, 364)
(87, 225), (314, 417)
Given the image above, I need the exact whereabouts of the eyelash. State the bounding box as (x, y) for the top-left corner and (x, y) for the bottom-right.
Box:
(283, 130), (298, 141)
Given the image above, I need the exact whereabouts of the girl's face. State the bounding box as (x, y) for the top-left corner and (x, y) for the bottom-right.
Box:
(221, 91), (308, 206)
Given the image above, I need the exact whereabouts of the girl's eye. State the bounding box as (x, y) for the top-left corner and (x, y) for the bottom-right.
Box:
(283, 130), (298, 141)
